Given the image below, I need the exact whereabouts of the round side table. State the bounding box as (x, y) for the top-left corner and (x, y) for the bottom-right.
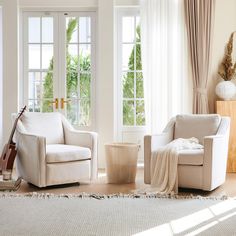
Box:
(105, 143), (139, 184)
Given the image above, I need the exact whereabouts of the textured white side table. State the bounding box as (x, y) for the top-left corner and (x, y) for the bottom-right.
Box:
(105, 143), (139, 184)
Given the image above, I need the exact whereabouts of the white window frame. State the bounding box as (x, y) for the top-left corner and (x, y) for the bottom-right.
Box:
(116, 8), (145, 141)
(21, 10), (96, 131)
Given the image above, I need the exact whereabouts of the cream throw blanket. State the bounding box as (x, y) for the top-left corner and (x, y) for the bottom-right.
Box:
(150, 138), (203, 194)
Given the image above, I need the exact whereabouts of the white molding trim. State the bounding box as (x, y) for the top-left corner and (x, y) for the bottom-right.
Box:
(20, 7), (97, 12)
(115, 0), (139, 7)
(19, 0), (97, 8)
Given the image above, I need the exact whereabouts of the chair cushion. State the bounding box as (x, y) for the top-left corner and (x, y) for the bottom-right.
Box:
(20, 112), (64, 144)
(151, 148), (204, 168)
(178, 149), (204, 165)
(174, 114), (221, 144)
(46, 144), (91, 163)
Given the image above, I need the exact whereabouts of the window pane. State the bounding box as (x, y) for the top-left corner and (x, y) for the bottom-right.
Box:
(122, 44), (134, 71)
(79, 44), (91, 71)
(122, 17), (134, 43)
(80, 44), (91, 59)
(80, 73), (91, 98)
(28, 72), (40, 99)
(67, 71), (78, 98)
(136, 43), (142, 70)
(42, 17), (53, 43)
(67, 99), (90, 126)
(29, 44), (40, 69)
(42, 99), (53, 112)
(136, 72), (143, 79)
(29, 100), (41, 112)
(136, 78), (144, 98)
(34, 100), (41, 112)
(136, 100), (145, 126)
(42, 44), (53, 69)
(28, 72), (34, 99)
(28, 100), (34, 112)
(123, 100), (134, 125)
(66, 17), (78, 43)
(66, 98), (78, 125)
(79, 17), (91, 43)
(123, 72), (134, 98)
(42, 72), (53, 99)
(136, 17), (141, 41)
(68, 44), (78, 58)
(136, 16), (140, 28)
(28, 17), (40, 43)
(78, 99), (90, 126)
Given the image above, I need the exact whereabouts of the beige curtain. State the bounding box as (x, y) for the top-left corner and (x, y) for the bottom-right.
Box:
(184, 0), (215, 114)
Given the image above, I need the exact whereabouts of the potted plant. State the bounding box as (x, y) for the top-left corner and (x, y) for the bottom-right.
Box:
(216, 32), (236, 100)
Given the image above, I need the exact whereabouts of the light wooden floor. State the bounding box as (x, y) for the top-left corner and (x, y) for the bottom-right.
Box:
(15, 168), (236, 197)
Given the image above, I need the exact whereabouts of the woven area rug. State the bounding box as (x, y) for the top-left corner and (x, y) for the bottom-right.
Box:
(0, 193), (236, 236)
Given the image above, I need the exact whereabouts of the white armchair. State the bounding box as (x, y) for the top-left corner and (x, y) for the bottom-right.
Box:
(144, 114), (230, 191)
(13, 112), (98, 187)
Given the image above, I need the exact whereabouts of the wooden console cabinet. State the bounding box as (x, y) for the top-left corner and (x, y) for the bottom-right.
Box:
(216, 100), (236, 172)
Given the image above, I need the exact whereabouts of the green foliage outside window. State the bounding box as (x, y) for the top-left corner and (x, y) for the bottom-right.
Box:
(123, 25), (145, 126)
(42, 18), (91, 126)
(41, 19), (144, 126)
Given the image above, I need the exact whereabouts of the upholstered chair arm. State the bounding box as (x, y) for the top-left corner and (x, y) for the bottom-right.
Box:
(144, 131), (174, 184)
(16, 131), (46, 187)
(62, 117), (98, 180)
(203, 135), (228, 191)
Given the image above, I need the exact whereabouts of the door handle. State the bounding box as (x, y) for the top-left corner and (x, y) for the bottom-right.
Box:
(50, 98), (58, 109)
(61, 98), (71, 109)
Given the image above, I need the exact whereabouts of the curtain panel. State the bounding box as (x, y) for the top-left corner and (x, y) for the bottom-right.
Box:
(140, 0), (192, 134)
(184, 0), (215, 114)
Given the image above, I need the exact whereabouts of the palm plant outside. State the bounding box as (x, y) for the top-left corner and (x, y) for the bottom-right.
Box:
(123, 25), (145, 126)
(42, 18), (90, 125)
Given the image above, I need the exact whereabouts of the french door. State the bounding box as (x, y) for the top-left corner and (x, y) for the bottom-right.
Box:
(23, 11), (96, 129)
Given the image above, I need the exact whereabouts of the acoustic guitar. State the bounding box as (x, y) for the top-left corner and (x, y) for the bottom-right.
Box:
(0, 106), (26, 173)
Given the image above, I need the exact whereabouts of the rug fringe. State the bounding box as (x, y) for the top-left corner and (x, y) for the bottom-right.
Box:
(0, 192), (233, 200)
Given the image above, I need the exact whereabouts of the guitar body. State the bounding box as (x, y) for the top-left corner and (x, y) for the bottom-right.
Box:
(0, 143), (17, 172)
(0, 106), (26, 174)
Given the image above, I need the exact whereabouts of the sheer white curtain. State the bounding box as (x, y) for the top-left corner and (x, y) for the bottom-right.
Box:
(140, 0), (192, 134)
(0, 7), (2, 149)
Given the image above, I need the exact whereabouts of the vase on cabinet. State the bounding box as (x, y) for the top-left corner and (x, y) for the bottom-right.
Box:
(215, 81), (236, 100)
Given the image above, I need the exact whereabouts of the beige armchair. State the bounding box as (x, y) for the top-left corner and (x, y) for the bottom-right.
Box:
(144, 114), (230, 191)
(14, 112), (98, 187)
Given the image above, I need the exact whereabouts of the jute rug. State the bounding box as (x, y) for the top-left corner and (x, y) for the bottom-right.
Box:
(0, 193), (235, 236)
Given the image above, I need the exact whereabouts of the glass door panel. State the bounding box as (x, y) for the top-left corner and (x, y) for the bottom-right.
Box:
(25, 14), (57, 112)
(64, 15), (93, 127)
(23, 12), (95, 129)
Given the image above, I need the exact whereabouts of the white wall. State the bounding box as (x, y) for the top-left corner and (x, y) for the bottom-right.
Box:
(97, 0), (115, 168)
(2, 0), (18, 146)
(208, 0), (236, 112)
(0, 6), (2, 149)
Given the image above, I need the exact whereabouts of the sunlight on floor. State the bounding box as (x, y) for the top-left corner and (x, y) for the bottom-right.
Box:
(133, 198), (236, 236)
(171, 208), (214, 233)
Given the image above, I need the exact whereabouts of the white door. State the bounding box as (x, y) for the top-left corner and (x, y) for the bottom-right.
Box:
(23, 11), (96, 130)
(116, 9), (145, 162)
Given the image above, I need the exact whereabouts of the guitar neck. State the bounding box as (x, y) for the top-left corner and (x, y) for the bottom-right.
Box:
(7, 106), (26, 145)
(7, 119), (18, 145)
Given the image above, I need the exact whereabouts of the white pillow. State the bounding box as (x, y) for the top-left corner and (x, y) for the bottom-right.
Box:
(20, 112), (64, 144)
(174, 114), (221, 144)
